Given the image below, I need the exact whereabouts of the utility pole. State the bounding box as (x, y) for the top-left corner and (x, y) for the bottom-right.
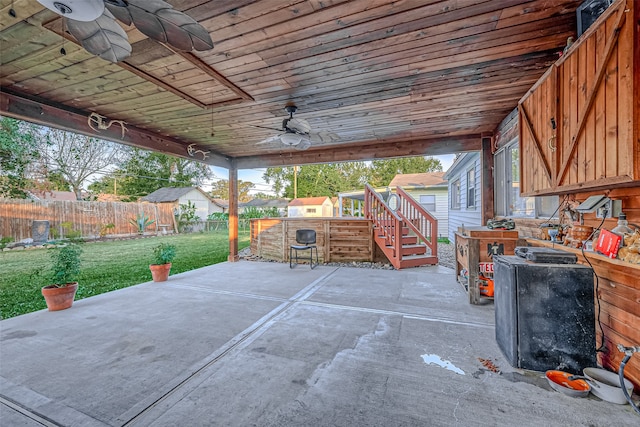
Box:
(293, 165), (298, 199)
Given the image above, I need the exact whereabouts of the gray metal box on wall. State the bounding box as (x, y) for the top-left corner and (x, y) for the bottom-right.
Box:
(493, 254), (596, 374)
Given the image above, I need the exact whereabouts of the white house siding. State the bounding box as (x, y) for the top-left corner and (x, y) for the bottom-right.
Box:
(178, 189), (212, 221)
(322, 201), (333, 217)
(402, 188), (449, 238)
(444, 153), (483, 242)
(288, 201), (334, 218)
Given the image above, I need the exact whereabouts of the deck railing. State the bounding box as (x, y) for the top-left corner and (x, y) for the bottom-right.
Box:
(364, 184), (402, 256)
(395, 186), (438, 257)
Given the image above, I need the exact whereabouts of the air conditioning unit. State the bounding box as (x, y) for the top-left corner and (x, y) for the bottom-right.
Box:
(576, 0), (614, 37)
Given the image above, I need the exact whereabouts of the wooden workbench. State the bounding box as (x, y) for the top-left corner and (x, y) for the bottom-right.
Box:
(454, 227), (521, 304)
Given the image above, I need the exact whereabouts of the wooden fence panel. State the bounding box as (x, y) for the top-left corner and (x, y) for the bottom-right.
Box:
(250, 218), (374, 263)
(0, 199), (175, 240)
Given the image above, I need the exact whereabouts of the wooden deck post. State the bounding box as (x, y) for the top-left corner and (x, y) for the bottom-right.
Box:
(481, 134), (494, 225)
(228, 161), (239, 262)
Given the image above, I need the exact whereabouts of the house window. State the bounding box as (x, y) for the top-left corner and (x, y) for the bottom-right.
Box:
(419, 195), (436, 212)
(306, 208), (316, 214)
(451, 180), (461, 210)
(466, 168), (476, 208)
(494, 140), (559, 218)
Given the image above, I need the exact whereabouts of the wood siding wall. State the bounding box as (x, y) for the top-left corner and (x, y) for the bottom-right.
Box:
(513, 0), (640, 390)
(0, 199), (175, 240)
(515, 186), (640, 391)
(251, 218), (374, 263)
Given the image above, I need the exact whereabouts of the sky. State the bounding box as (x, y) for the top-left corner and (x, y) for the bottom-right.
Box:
(208, 154), (457, 196)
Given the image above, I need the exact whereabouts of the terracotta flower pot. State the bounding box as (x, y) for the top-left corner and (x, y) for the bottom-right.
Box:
(41, 282), (78, 311)
(149, 263), (172, 282)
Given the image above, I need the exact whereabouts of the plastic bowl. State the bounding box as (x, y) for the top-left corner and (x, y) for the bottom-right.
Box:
(583, 367), (634, 405)
(545, 370), (591, 398)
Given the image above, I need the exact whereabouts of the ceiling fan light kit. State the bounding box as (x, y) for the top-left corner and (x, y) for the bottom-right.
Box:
(280, 133), (303, 146)
(37, 0), (105, 21)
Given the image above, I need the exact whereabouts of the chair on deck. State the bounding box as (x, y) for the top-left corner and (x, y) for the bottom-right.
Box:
(290, 229), (318, 269)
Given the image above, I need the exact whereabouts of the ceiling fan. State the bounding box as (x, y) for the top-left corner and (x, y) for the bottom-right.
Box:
(255, 105), (339, 151)
(36, 0), (214, 63)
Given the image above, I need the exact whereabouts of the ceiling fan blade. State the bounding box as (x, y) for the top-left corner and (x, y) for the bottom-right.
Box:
(309, 130), (340, 143)
(66, 9), (132, 63)
(256, 135), (282, 145)
(286, 118), (311, 135)
(295, 138), (312, 151)
(108, 0), (214, 52)
(251, 124), (284, 132)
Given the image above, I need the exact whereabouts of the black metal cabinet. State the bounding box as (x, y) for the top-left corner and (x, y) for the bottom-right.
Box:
(493, 254), (596, 374)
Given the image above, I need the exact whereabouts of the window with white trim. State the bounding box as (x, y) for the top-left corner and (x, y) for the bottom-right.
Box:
(451, 180), (461, 210)
(419, 195), (436, 212)
(494, 140), (559, 218)
(466, 168), (476, 209)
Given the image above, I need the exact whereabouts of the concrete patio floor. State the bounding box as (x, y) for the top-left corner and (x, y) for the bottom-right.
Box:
(1, 261), (638, 426)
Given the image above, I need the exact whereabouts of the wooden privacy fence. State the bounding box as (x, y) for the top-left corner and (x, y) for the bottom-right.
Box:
(251, 217), (375, 263)
(0, 199), (176, 241)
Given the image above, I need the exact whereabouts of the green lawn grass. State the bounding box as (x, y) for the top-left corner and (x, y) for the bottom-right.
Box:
(0, 231), (250, 319)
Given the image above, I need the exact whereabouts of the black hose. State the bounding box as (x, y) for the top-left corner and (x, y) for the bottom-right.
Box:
(619, 354), (640, 416)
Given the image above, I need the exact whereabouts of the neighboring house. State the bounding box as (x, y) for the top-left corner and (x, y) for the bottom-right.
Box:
(442, 152), (482, 242)
(388, 172), (449, 239)
(331, 197), (339, 217)
(243, 198), (290, 216)
(211, 199), (229, 214)
(27, 190), (77, 201)
(288, 197), (334, 218)
(141, 187), (225, 221)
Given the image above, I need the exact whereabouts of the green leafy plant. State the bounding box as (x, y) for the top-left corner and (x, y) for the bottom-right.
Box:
(207, 212), (228, 221)
(240, 206), (263, 219)
(178, 201), (199, 224)
(59, 221), (81, 240)
(129, 213), (155, 234)
(99, 223), (115, 237)
(178, 201), (200, 232)
(152, 242), (176, 265)
(50, 244), (83, 287)
(239, 206), (280, 220)
(0, 236), (14, 249)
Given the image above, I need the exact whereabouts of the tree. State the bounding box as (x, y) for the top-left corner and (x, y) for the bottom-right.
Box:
(209, 179), (254, 202)
(0, 117), (40, 198)
(263, 162), (370, 198)
(37, 128), (125, 200)
(369, 156), (443, 187)
(89, 148), (212, 201)
(252, 192), (277, 199)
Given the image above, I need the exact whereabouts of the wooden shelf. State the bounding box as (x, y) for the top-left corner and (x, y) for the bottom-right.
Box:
(524, 238), (640, 272)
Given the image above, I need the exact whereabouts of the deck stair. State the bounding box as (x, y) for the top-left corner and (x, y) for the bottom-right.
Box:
(364, 184), (438, 269)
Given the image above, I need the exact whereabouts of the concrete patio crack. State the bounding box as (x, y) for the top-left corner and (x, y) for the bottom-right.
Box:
(118, 267), (340, 427)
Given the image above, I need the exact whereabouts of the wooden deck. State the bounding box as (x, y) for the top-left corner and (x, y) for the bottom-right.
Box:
(250, 217), (376, 264)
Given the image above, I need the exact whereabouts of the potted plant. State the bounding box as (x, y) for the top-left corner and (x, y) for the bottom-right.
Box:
(41, 244), (82, 311)
(149, 242), (176, 282)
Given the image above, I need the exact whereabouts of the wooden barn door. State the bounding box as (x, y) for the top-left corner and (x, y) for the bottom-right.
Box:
(555, 1), (633, 191)
(518, 65), (557, 196)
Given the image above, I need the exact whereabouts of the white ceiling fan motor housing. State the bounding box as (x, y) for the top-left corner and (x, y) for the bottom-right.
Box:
(37, 0), (105, 21)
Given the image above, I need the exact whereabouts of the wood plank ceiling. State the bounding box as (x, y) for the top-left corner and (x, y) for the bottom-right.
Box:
(0, 0), (579, 169)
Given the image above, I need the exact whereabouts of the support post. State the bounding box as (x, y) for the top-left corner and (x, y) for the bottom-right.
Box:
(228, 161), (239, 262)
(481, 134), (495, 225)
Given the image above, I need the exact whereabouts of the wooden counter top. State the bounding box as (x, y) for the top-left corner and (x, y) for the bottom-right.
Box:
(525, 238), (640, 272)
